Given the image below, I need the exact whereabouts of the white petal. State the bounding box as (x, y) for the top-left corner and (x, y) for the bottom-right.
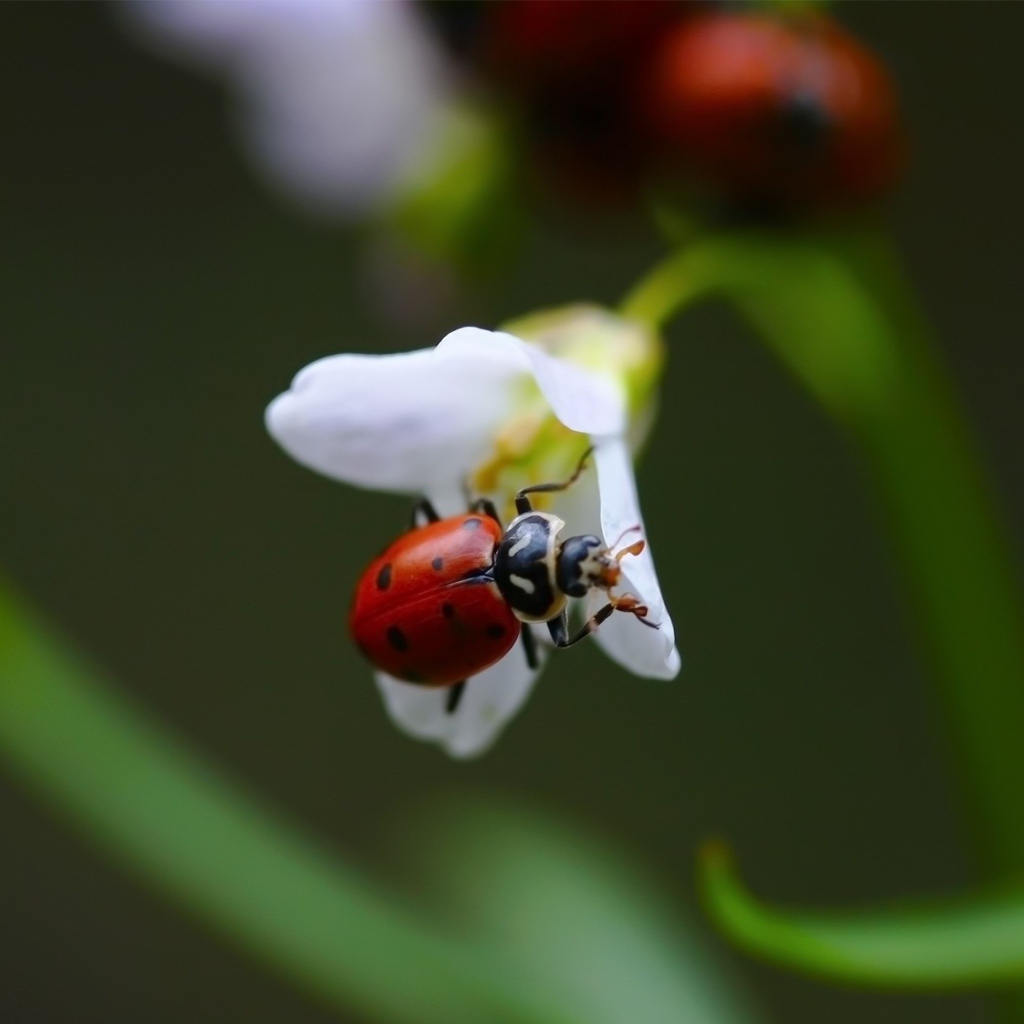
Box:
(266, 328), (629, 511)
(438, 328), (626, 436)
(548, 466), (602, 537)
(266, 346), (525, 503)
(123, 0), (448, 213)
(591, 439), (681, 680)
(123, 0), (379, 58)
(375, 634), (544, 758)
(235, 4), (447, 211)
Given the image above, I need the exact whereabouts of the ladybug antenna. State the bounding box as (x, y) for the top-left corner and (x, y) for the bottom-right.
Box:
(514, 446), (594, 515)
(615, 538), (646, 562)
(608, 523), (643, 553)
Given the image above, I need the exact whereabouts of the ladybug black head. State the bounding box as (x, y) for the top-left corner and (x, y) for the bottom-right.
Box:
(556, 534), (613, 598)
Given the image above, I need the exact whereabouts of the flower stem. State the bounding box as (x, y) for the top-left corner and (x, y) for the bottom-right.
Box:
(625, 228), (1024, 880)
(698, 840), (1024, 989)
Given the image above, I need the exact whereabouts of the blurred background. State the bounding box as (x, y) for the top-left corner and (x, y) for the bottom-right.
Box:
(1, 3), (1023, 1022)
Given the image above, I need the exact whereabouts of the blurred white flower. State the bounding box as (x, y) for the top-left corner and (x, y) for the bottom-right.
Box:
(266, 309), (680, 757)
(121, 0), (451, 214)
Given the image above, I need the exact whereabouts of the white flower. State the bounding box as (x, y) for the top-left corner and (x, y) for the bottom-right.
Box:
(266, 308), (681, 757)
(120, 0), (450, 215)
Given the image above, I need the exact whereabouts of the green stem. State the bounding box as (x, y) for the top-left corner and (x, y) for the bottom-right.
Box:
(0, 580), (580, 1024)
(626, 229), (1024, 1008)
(698, 841), (1024, 989)
(624, 229), (1024, 879)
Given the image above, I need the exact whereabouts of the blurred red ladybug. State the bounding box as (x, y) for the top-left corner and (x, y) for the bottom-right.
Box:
(483, 0), (682, 88)
(479, 0), (690, 200)
(350, 452), (651, 713)
(643, 13), (905, 209)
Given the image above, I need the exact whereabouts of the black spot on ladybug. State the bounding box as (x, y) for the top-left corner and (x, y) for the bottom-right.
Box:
(376, 562), (392, 590)
(432, 556), (444, 571)
(402, 670), (425, 684)
(781, 90), (832, 152)
(486, 623), (508, 639)
(386, 626), (409, 652)
(441, 602), (456, 619)
(462, 517), (483, 530)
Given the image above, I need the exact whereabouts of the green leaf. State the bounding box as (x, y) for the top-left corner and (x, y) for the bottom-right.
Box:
(0, 580), (583, 1024)
(700, 843), (1024, 988)
(403, 798), (764, 1024)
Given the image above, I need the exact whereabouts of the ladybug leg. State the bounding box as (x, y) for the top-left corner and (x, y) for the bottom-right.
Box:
(445, 680), (467, 714)
(520, 622), (539, 670)
(547, 602), (615, 649)
(611, 592), (660, 629)
(410, 498), (441, 528)
(514, 446), (594, 515)
(470, 497), (502, 526)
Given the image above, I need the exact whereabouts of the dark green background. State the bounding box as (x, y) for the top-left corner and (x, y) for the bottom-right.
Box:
(2, 3), (1022, 1022)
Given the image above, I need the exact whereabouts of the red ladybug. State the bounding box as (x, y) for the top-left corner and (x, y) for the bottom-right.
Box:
(350, 451), (651, 713)
(643, 13), (905, 209)
(478, 0), (689, 201)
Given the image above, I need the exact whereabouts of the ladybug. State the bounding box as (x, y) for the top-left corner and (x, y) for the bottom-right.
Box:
(477, 0), (690, 202)
(642, 12), (905, 209)
(350, 450), (652, 713)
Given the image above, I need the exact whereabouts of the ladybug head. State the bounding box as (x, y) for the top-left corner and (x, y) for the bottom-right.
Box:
(556, 520), (651, 599)
(558, 531), (651, 597)
(555, 534), (609, 598)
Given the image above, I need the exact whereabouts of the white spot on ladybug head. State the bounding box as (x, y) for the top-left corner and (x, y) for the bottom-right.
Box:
(507, 534), (532, 558)
(510, 574), (536, 595)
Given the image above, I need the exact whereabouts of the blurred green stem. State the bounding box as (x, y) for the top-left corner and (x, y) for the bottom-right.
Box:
(624, 231), (1024, 1011)
(0, 581), (581, 1024)
(698, 841), (1024, 989)
(624, 229), (1024, 879)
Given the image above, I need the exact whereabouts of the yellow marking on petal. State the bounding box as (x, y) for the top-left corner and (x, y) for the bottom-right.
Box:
(469, 305), (663, 523)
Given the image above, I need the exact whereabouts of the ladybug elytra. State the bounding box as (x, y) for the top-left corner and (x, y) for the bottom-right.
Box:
(643, 12), (905, 209)
(350, 450), (653, 713)
(477, 0), (690, 201)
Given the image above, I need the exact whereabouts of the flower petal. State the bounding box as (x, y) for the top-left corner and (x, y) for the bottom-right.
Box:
(437, 327), (626, 436)
(124, 0), (380, 58)
(375, 633), (544, 758)
(266, 346), (525, 507)
(123, 0), (447, 213)
(591, 439), (681, 680)
(236, 4), (446, 212)
(266, 328), (628, 513)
